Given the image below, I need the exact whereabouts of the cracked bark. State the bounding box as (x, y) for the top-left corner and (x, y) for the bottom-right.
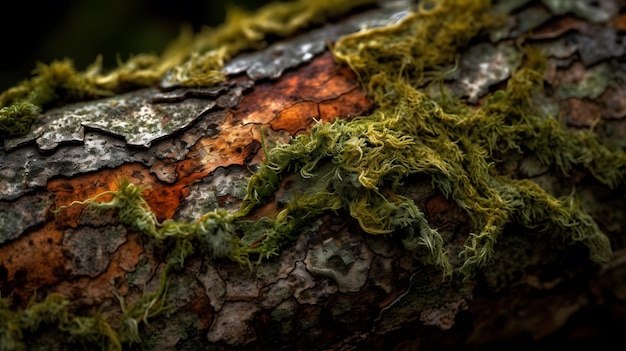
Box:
(1, 1), (626, 350)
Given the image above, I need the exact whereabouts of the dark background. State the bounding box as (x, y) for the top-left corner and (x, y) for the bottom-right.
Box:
(0, 0), (273, 93)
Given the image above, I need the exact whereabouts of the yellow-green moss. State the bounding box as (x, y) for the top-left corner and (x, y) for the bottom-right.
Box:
(47, 0), (619, 292)
(0, 293), (121, 351)
(241, 0), (617, 276)
(4, 0), (626, 348)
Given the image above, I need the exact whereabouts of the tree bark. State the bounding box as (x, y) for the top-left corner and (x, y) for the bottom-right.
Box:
(1, 1), (626, 350)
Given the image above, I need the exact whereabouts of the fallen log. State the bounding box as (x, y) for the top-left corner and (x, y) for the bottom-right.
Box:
(1, 0), (625, 350)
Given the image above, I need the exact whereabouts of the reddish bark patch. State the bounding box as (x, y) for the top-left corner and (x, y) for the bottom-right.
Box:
(612, 13), (626, 31)
(561, 98), (603, 128)
(426, 195), (457, 223)
(48, 164), (179, 224)
(53, 232), (144, 306)
(231, 51), (372, 135)
(0, 222), (65, 293)
(175, 123), (261, 184)
(272, 101), (320, 133)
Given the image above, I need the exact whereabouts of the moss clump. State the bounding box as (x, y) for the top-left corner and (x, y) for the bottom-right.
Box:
(242, 0), (620, 275)
(53, 179), (248, 265)
(0, 293), (121, 351)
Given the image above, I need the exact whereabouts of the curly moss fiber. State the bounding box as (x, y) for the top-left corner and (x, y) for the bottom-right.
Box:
(243, 0), (620, 275)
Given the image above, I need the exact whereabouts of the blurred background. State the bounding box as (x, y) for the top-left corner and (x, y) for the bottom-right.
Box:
(0, 0), (274, 93)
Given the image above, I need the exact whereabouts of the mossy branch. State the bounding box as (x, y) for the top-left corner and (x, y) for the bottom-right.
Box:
(52, 0), (621, 281)
(11, 0), (626, 348)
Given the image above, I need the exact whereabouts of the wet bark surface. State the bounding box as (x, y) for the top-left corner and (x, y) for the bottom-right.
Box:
(1, 1), (626, 350)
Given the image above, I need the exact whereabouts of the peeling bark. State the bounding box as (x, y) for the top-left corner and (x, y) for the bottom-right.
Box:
(1, 1), (626, 350)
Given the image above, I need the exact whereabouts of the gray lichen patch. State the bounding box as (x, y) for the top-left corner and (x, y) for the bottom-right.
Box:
(555, 62), (617, 100)
(0, 192), (54, 245)
(452, 42), (522, 103)
(196, 261), (227, 311)
(0, 133), (152, 201)
(175, 166), (252, 221)
(0, 102), (233, 202)
(490, 3), (552, 41)
(4, 88), (216, 152)
(542, 0), (619, 23)
(125, 254), (153, 288)
(221, 266), (260, 301)
(305, 237), (374, 293)
(139, 307), (204, 351)
(260, 261), (316, 309)
(62, 225), (127, 277)
(576, 27), (626, 66)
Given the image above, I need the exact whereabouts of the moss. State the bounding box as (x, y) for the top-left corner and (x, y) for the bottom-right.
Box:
(54, 0), (619, 300)
(0, 293), (121, 351)
(6, 0), (626, 348)
(239, 0), (618, 277)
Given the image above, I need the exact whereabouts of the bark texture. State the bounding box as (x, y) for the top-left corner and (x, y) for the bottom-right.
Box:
(1, 1), (626, 350)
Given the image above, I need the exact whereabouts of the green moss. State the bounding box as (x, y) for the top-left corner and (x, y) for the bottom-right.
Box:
(239, 0), (617, 277)
(6, 0), (626, 348)
(53, 0), (619, 302)
(0, 293), (121, 351)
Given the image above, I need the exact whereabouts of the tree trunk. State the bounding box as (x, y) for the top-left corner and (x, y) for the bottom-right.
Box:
(1, 1), (626, 350)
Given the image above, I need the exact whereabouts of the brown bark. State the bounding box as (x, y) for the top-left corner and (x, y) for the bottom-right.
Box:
(1, 1), (626, 350)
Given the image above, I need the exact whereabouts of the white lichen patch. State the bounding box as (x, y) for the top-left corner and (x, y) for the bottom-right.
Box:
(175, 166), (252, 221)
(454, 42), (522, 103)
(305, 239), (374, 293)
